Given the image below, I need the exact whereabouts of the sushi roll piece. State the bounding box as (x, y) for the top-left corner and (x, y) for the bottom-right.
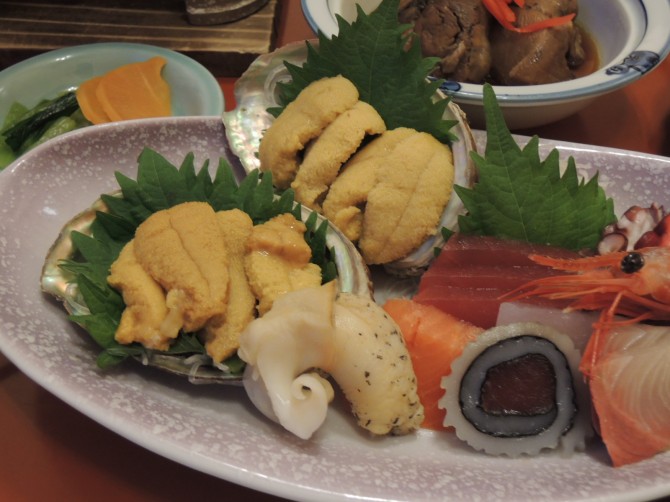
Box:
(439, 322), (592, 457)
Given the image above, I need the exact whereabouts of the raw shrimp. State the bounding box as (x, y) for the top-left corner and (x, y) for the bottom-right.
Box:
(504, 246), (670, 375)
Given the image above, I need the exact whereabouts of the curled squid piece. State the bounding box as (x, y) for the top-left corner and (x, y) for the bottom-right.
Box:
(238, 282), (424, 439)
(239, 282), (337, 439)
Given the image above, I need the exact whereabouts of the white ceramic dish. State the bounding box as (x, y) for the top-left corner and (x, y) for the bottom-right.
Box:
(302, 0), (670, 129)
(0, 115), (669, 501)
(0, 42), (225, 122)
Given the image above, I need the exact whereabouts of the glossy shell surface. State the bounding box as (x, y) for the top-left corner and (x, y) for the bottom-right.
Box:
(41, 191), (372, 385)
(223, 41), (478, 276)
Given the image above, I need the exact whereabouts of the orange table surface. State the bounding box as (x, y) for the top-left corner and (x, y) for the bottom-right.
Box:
(2, 1), (670, 502)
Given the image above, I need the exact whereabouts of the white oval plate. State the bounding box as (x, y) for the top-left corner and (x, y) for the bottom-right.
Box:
(0, 116), (669, 502)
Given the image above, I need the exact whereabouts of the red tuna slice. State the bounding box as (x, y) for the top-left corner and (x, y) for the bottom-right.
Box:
(414, 285), (507, 329)
(430, 234), (580, 268)
(418, 264), (558, 290)
(414, 235), (580, 328)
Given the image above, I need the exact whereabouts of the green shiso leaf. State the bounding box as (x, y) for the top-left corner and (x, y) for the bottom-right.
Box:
(163, 333), (207, 355)
(454, 84), (616, 252)
(60, 147), (338, 369)
(270, 0), (457, 143)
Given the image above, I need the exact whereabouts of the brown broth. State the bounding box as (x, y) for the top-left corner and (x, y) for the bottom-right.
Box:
(573, 23), (600, 78)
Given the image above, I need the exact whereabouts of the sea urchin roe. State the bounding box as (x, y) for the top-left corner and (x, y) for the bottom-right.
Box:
(132, 202), (230, 333)
(480, 352), (557, 417)
(204, 209), (256, 363)
(258, 75), (360, 189)
(108, 202), (231, 351)
(107, 240), (175, 351)
(291, 100), (386, 211)
(358, 129), (454, 264)
(322, 127), (455, 265)
(244, 213), (322, 315)
(322, 127), (416, 243)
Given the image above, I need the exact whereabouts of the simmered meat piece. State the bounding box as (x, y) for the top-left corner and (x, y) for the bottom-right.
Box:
(399, 0), (491, 83)
(489, 0), (585, 85)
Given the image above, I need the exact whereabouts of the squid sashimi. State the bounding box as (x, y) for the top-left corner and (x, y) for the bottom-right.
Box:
(413, 234), (579, 328)
(589, 323), (670, 467)
(383, 298), (483, 430)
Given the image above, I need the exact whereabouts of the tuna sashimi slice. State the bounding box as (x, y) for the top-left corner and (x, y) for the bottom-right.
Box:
(418, 265), (555, 290)
(414, 235), (579, 328)
(430, 234), (580, 268)
(414, 286), (507, 329)
(383, 298), (483, 431)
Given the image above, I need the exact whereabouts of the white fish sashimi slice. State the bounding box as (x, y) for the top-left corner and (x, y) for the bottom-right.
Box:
(496, 302), (598, 352)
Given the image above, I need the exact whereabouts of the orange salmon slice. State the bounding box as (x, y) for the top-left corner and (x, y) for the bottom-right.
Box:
(383, 298), (483, 431)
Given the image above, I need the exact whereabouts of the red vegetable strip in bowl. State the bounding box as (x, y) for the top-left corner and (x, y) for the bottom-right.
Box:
(483, 0), (576, 33)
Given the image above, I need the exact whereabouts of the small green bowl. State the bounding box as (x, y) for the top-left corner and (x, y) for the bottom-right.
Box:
(0, 42), (224, 122)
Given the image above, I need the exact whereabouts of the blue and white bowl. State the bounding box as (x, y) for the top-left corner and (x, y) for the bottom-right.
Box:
(302, 0), (670, 129)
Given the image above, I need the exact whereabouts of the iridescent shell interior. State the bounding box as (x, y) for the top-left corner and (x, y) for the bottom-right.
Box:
(40, 191), (372, 384)
(223, 41), (478, 276)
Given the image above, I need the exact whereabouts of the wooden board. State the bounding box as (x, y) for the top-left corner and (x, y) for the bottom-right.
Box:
(0, 0), (280, 77)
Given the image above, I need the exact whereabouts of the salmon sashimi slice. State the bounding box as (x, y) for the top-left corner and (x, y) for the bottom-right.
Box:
(588, 323), (670, 467)
(383, 298), (483, 431)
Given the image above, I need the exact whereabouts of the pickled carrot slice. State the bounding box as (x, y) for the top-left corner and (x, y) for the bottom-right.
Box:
(76, 56), (172, 124)
(75, 76), (110, 125)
